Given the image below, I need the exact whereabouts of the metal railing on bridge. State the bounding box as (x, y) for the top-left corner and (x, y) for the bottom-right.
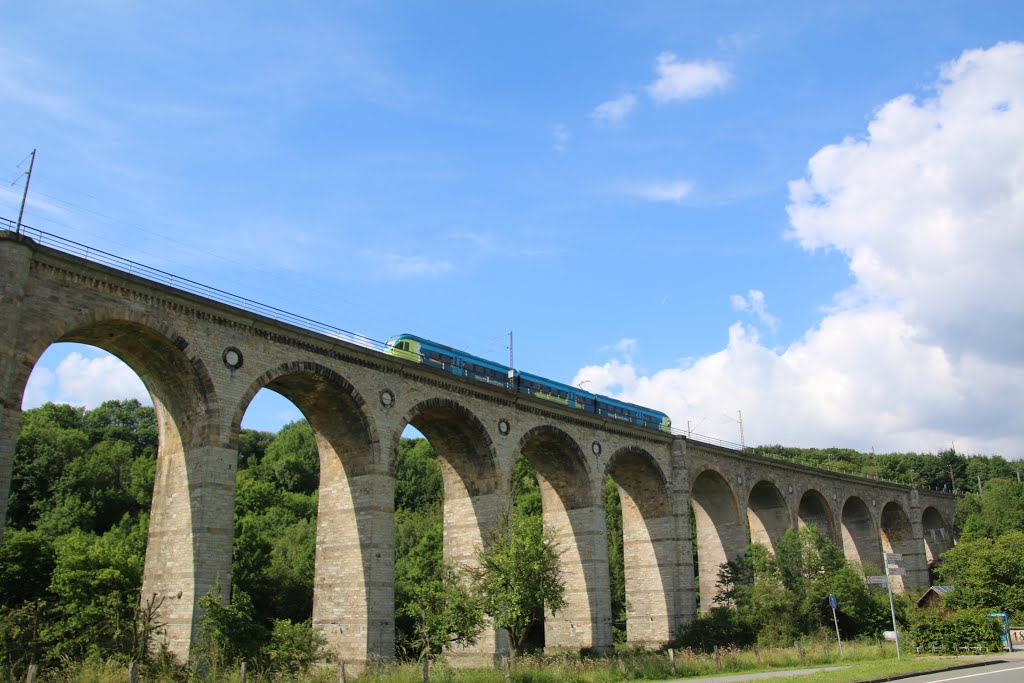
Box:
(2, 218), (390, 354)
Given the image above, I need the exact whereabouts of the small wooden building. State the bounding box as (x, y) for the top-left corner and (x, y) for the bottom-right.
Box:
(916, 585), (955, 610)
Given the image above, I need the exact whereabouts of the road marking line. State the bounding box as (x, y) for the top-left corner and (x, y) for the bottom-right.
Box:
(928, 664), (1024, 682)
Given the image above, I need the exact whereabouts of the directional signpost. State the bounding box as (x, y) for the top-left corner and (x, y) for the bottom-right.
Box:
(828, 593), (844, 656)
(884, 552), (903, 661)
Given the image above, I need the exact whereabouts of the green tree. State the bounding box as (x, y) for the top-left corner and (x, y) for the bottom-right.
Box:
(195, 582), (266, 670)
(474, 513), (566, 654)
(9, 404), (89, 528)
(238, 428), (275, 468)
(938, 530), (1024, 621)
(0, 529), (55, 606)
(395, 438), (443, 513)
(261, 419), (319, 494)
(44, 516), (148, 660)
(264, 619), (328, 674)
(398, 561), (484, 660)
(690, 526), (888, 648)
(83, 399), (158, 458)
(511, 454), (541, 518)
(957, 478), (1024, 540)
(604, 476), (626, 643)
(395, 507), (443, 656)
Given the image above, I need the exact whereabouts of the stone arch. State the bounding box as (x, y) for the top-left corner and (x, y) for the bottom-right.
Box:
(798, 489), (837, 542)
(690, 467), (744, 613)
(5, 311), (219, 660)
(401, 398), (502, 662)
(18, 311), (218, 446)
(880, 501), (915, 592)
(840, 496), (880, 572)
(403, 398), (500, 555)
(518, 425), (611, 654)
(233, 361), (387, 664)
(922, 506), (951, 567)
(605, 446), (674, 648)
(747, 480), (790, 552)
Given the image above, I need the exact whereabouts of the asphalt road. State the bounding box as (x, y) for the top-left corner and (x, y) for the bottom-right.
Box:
(890, 661), (1024, 682)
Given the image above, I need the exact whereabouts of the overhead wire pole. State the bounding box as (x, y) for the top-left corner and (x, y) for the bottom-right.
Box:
(14, 149), (36, 236)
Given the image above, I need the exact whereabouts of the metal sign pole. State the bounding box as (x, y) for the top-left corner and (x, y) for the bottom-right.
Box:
(885, 553), (902, 661)
(829, 594), (843, 656)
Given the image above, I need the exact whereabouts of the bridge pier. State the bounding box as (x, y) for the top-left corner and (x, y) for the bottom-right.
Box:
(314, 460), (396, 668)
(545, 503), (613, 654)
(669, 439), (697, 636)
(141, 431), (236, 660)
(0, 233), (34, 545)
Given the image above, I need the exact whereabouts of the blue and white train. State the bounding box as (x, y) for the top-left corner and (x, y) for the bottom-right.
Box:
(384, 333), (671, 433)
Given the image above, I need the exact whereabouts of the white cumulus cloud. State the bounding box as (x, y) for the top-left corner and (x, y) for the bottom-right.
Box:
(56, 352), (150, 408)
(647, 52), (730, 103)
(731, 290), (780, 332)
(578, 43), (1024, 458)
(787, 41), (1024, 366)
(23, 351), (151, 410)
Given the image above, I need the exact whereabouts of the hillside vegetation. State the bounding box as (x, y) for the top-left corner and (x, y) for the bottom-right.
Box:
(1, 400), (1020, 676)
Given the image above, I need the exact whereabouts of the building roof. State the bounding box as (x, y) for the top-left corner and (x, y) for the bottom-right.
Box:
(916, 585), (956, 607)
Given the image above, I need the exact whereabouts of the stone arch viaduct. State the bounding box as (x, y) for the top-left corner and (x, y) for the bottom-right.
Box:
(0, 230), (956, 665)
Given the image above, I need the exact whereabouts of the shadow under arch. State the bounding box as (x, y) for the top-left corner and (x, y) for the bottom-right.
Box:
(921, 506), (951, 568)
(798, 489), (837, 542)
(232, 360), (387, 664)
(690, 467), (744, 614)
(605, 446), (675, 648)
(399, 398), (502, 663)
(401, 398), (499, 563)
(9, 311), (220, 661)
(880, 501), (915, 592)
(840, 496), (880, 572)
(747, 479), (790, 552)
(518, 425), (612, 654)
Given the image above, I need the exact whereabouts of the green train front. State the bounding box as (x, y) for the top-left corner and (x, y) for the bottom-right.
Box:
(384, 334), (671, 433)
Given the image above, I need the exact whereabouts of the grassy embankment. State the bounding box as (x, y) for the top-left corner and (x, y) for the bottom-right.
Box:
(8, 640), (980, 683)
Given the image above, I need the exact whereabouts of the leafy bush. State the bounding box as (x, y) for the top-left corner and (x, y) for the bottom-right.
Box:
(675, 606), (755, 651)
(908, 607), (1003, 653)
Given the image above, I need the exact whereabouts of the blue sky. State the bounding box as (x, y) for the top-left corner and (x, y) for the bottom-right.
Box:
(3, 2), (1022, 457)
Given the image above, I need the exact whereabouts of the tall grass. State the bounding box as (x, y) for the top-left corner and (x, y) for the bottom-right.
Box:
(3, 638), (914, 683)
